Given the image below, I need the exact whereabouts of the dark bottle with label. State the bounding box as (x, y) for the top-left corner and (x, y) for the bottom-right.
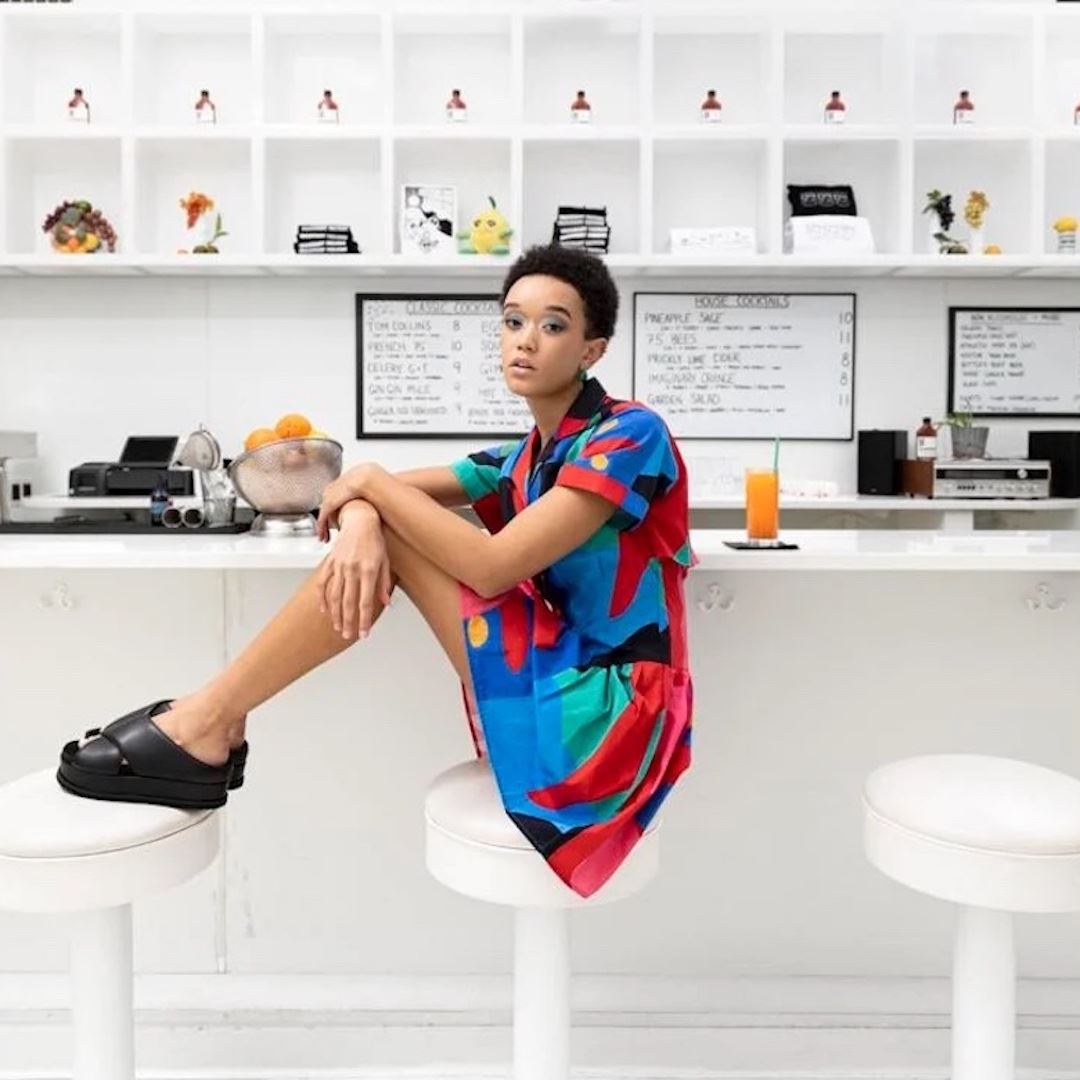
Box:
(915, 417), (938, 460)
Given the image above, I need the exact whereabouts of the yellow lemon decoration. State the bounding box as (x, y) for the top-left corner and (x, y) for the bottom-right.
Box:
(458, 196), (513, 255)
(467, 614), (490, 648)
(590, 453), (609, 471)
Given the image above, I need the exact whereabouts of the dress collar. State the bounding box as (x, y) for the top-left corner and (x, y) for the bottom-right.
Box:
(527, 377), (608, 468)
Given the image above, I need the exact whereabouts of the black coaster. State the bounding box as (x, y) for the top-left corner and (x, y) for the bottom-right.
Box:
(723, 540), (800, 550)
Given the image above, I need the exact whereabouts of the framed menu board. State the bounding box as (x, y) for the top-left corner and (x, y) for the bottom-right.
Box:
(948, 307), (1080, 417)
(632, 292), (856, 440)
(355, 294), (532, 438)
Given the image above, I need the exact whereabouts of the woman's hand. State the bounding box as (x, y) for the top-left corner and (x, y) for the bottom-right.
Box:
(315, 463), (384, 542)
(315, 499), (394, 640)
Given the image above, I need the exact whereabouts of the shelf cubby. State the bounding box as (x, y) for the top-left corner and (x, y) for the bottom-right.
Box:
(523, 137), (639, 254)
(523, 13), (639, 127)
(264, 136), (383, 257)
(653, 137), (770, 254)
(783, 16), (905, 127)
(393, 13), (514, 129)
(783, 137), (902, 254)
(652, 14), (772, 127)
(393, 136), (512, 256)
(1, 13), (124, 128)
(912, 12), (1033, 129)
(134, 136), (253, 255)
(912, 136), (1032, 254)
(263, 14), (384, 129)
(132, 14), (253, 128)
(1044, 137), (1080, 255)
(5, 136), (122, 255)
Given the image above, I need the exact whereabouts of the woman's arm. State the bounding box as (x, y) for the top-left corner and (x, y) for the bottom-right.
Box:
(335, 463), (613, 598)
(389, 465), (470, 508)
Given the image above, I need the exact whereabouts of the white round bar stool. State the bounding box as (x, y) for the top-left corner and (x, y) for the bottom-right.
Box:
(425, 760), (660, 1080)
(0, 768), (221, 1080)
(863, 754), (1080, 1080)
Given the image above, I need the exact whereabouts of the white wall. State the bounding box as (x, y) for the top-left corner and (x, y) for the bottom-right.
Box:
(4, 273), (1080, 499)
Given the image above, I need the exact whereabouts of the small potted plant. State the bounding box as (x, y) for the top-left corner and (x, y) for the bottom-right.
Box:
(938, 402), (989, 459)
(923, 189), (960, 254)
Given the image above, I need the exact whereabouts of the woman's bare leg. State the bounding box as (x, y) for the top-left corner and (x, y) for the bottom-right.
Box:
(151, 526), (473, 768)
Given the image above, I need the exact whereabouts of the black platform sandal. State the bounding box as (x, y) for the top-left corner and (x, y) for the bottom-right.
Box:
(57, 699), (231, 809)
(70, 702), (249, 791)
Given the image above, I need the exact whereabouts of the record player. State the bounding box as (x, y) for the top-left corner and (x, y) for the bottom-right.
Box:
(69, 436), (194, 497)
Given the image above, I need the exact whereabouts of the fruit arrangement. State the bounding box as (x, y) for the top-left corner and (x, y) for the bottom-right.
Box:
(243, 413), (329, 453)
(42, 199), (117, 254)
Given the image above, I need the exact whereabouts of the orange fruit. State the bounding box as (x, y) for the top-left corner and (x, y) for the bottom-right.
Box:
(244, 427), (278, 452)
(275, 413), (313, 439)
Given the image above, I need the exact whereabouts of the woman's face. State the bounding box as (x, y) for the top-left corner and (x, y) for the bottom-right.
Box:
(501, 274), (603, 397)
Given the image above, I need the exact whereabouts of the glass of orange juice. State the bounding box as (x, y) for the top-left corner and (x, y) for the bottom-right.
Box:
(745, 468), (779, 543)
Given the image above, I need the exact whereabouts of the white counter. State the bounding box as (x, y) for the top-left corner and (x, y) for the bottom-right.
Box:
(4, 528), (1080, 571)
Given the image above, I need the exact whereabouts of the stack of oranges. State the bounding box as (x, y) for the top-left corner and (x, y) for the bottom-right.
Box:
(244, 413), (329, 454)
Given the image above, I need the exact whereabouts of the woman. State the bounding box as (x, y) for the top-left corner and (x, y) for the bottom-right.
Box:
(56, 244), (694, 898)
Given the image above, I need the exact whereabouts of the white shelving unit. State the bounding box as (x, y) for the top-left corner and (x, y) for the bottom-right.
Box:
(2, 2), (1080, 277)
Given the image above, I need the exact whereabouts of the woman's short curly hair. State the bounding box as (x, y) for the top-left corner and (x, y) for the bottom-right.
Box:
(500, 244), (619, 341)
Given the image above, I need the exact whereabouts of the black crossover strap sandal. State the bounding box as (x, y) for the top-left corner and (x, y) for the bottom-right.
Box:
(66, 702), (249, 791)
(57, 699), (232, 809)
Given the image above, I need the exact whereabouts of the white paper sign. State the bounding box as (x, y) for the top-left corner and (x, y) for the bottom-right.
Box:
(633, 292), (855, 439)
(949, 308), (1080, 416)
(669, 226), (757, 255)
(785, 215), (875, 254)
(357, 295), (533, 437)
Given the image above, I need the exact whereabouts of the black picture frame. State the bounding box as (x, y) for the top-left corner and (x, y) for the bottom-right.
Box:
(947, 306), (1080, 418)
(631, 291), (857, 441)
(355, 292), (531, 440)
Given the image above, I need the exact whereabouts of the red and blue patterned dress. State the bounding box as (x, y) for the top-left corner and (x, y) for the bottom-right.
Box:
(449, 377), (695, 898)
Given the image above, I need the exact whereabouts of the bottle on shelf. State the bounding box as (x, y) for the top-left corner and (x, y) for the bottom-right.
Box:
(915, 417), (938, 461)
(446, 88), (467, 123)
(953, 89), (975, 125)
(194, 89), (217, 125)
(700, 89), (722, 123)
(67, 88), (90, 123)
(823, 90), (846, 124)
(570, 89), (592, 124)
(317, 89), (339, 123)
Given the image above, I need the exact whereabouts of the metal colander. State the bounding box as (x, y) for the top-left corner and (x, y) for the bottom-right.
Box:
(228, 437), (343, 536)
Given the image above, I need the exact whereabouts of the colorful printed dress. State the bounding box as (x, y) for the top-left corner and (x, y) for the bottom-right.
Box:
(449, 377), (695, 898)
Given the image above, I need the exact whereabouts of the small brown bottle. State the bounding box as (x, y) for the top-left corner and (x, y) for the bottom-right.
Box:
(824, 90), (846, 124)
(570, 90), (592, 123)
(700, 89), (722, 123)
(446, 88), (467, 123)
(953, 89), (975, 125)
(915, 416), (938, 460)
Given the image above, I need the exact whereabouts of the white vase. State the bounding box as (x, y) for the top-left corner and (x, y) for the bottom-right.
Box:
(188, 210), (215, 250)
(928, 218), (942, 254)
(967, 224), (985, 255)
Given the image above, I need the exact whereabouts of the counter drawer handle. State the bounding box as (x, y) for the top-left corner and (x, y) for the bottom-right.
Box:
(697, 583), (735, 613)
(1025, 582), (1065, 613)
(39, 583), (76, 611)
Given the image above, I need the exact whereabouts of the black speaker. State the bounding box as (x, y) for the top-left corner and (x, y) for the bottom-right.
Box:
(857, 429), (908, 495)
(1028, 431), (1080, 496)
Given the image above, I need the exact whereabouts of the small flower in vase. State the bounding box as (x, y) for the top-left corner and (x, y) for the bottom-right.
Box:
(923, 188), (958, 253)
(963, 190), (989, 254)
(179, 191), (228, 254)
(1053, 216), (1078, 255)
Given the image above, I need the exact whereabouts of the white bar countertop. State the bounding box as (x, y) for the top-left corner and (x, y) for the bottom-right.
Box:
(4, 529), (1080, 571)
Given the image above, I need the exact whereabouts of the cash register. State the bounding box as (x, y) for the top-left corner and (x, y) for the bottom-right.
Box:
(69, 435), (194, 497)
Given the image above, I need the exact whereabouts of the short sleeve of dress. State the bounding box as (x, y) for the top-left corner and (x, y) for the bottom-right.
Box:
(449, 441), (517, 534)
(554, 406), (678, 530)
(449, 442), (516, 502)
